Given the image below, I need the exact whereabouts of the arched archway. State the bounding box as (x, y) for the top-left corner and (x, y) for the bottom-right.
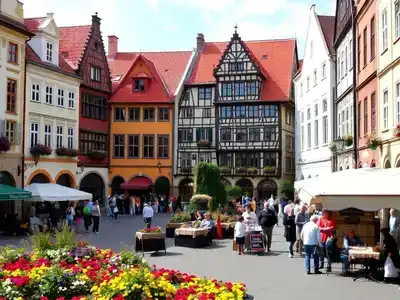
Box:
(371, 160), (376, 168)
(30, 173), (51, 184)
(307, 175), (311, 179)
(397, 160), (400, 168)
(235, 178), (253, 197)
(56, 173), (73, 187)
(384, 160), (391, 169)
(179, 178), (193, 202)
(221, 178), (231, 187)
(257, 179), (277, 201)
(111, 176), (125, 195)
(0, 171), (15, 187)
(79, 173), (105, 205)
(154, 176), (170, 197)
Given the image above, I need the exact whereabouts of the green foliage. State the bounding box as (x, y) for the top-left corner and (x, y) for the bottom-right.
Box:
(55, 224), (76, 250)
(186, 202), (197, 214)
(225, 185), (242, 199)
(0, 245), (27, 263)
(30, 231), (52, 254)
(170, 212), (191, 223)
(280, 180), (294, 198)
(120, 246), (150, 268)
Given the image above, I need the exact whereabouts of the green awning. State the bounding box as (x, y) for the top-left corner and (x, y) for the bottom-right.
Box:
(0, 184), (31, 201)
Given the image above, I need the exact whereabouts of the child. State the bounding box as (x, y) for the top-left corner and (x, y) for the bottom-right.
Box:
(234, 215), (246, 255)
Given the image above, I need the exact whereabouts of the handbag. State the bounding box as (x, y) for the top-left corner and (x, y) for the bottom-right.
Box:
(384, 256), (399, 278)
(232, 239), (238, 251)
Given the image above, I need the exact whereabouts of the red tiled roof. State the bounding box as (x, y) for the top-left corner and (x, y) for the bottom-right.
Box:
(0, 14), (34, 37)
(109, 51), (192, 96)
(25, 44), (77, 77)
(317, 15), (335, 55)
(188, 39), (296, 101)
(24, 17), (45, 32)
(59, 25), (92, 70)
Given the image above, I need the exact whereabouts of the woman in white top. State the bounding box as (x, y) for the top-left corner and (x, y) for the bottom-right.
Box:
(242, 205), (258, 225)
(235, 215), (246, 255)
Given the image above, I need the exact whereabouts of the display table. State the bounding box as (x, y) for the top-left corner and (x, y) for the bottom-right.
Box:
(175, 227), (210, 248)
(135, 231), (166, 255)
(348, 246), (381, 282)
(165, 222), (183, 238)
(221, 222), (235, 238)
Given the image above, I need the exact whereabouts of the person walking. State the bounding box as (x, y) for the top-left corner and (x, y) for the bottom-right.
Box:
(258, 202), (277, 252)
(65, 202), (75, 231)
(284, 207), (297, 257)
(316, 209), (336, 269)
(83, 200), (93, 233)
(92, 200), (101, 234)
(389, 209), (399, 244)
(295, 204), (308, 254)
(301, 215), (322, 275)
(143, 203), (154, 228)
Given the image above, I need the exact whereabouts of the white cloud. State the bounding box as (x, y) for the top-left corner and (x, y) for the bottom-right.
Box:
(146, 0), (159, 11)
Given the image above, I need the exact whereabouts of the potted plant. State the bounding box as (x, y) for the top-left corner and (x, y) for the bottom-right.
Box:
(190, 194), (212, 211)
(0, 136), (11, 152)
(247, 167), (258, 175)
(219, 166), (231, 175)
(30, 144), (52, 156)
(343, 134), (353, 147)
(181, 166), (192, 173)
(235, 167), (247, 174)
(263, 165), (276, 174)
(56, 147), (79, 157)
(87, 149), (107, 159)
(197, 140), (212, 147)
(366, 134), (381, 150)
(393, 124), (400, 138)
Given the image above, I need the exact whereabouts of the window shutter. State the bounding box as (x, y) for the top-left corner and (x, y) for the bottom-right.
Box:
(196, 128), (200, 142)
(208, 128), (213, 142)
(17, 123), (22, 144)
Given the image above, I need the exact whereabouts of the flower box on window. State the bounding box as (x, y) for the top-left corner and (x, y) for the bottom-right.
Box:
(343, 135), (353, 147)
(365, 134), (381, 150)
(235, 167), (247, 174)
(30, 144), (52, 156)
(219, 166), (232, 175)
(263, 166), (276, 174)
(394, 124), (400, 138)
(87, 149), (107, 159)
(56, 147), (79, 157)
(197, 140), (212, 147)
(181, 166), (192, 173)
(0, 136), (11, 152)
(247, 167), (258, 175)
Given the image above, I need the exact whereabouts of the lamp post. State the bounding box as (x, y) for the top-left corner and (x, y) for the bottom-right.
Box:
(330, 137), (345, 172)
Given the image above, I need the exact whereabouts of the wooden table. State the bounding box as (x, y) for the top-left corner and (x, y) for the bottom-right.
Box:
(348, 246), (381, 282)
(135, 231), (166, 255)
(221, 222), (235, 238)
(175, 227), (210, 248)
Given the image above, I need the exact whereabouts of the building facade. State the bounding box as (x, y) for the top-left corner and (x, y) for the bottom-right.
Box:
(377, 0), (400, 169)
(23, 13), (81, 191)
(175, 30), (298, 202)
(59, 14), (112, 205)
(294, 5), (336, 180)
(333, 0), (356, 171)
(0, 0), (33, 212)
(107, 36), (193, 199)
(356, 0), (379, 168)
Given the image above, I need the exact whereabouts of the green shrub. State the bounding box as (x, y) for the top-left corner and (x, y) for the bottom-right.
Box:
(226, 185), (242, 199)
(30, 231), (52, 253)
(170, 212), (191, 223)
(280, 179), (294, 198)
(55, 224), (76, 250)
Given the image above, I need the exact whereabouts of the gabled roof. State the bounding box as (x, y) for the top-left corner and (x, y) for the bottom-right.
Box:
(109, 51), (192, 97)
(189, 39), (296, 102)
(317, 15), (336, 55)
(24, 17), (45, 32)
(0, 13), (34, 37)
(58, 25), (92, 70)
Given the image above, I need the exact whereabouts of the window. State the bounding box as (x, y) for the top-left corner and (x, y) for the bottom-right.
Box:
(228, 62), (244, 72)
(68, 92), (75, 109)
(7, 43), (18, 63)
(128, 108), (140, 121)
(301, 126), (304, 150)
(158, 108), (170, 121)
(220, 153), (233, 167)
(338, 53), (342, 79)
(383, 90), (389, 129)
(322, 116), (328, 144)
(322, 63), (326, 78)
(381, 10), (388, 51)
(46, 42), (53, 62)
(313, 69), (317, 86)
(301, 112), (304, 123)
(249, 128), (261, 142)
(90, 66), (101, 82)
(79, 131), (107, 154)
(357, 102), (361, 137)
(236, 128), (247, 142)
(264, 126), (277, 141)
(134, 79), (145, 92)
(307, 108), (311, 120)
(81, 94), (107, 120)
(56, 126), (63, 148)
(143, 108), (155, 121)
(234, 82), (245, 96)
(221, 83), (232, 97)
(30, 123), (39, 147)
(178, 128), (193, 142)
(44, 125), (52, 147)
(197, 128), (212, 141)
(363, 27), (367, 67)
(235, 105), (246, 118)
(199, 87), (212, 100)
(198, 153), (211, 163)
(113, 135), (125, 158)
(396, 1), (400, 40)
(57, 89), (64, 106)
(181, 108), (194, 118)
(349, 38), (353, 69)
(364, 98), (368, 135)
(307, 123), (311, 148)
(314, 103), (318, 117)
(371, 92), (376, 131)
(46, 86), (53, 104)
(143, 135), (154, 158)
(300, 83), (303, 95)
(310, 40), (313, 58)
(128, 135), (139, 158)
(248, 106), (259, 118)
(285, 110), (292, 125)
(6, 79), (17, 112)
(357, 35), (361, 72)
(158, 135), (169, 158)
(306, 77), (310, 90)
(220, 128), (232, 141)
(202, 108), (211, 118)
(67, 128), (74, 148)
(180, 152), (191, 168)
(344, 46), (348, 71)
(221, 107), (232, 118)
(114, 107), (126, 121)
(247, 82), (258, 95)
(314, 120), (319, 147)
(322, 99), (328, 113)
(31, 84), (40, 101)
(370, 17), (375, 60)
(5, 121), (15, 143)
(340, 51), (344, 77)
(397, 84), (400, 124)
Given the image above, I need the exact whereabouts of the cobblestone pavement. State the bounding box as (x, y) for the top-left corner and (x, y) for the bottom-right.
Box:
(1, 213), (399, 299)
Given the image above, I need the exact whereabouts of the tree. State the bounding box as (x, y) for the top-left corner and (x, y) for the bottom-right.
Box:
(194, 163), (227, 211)
(225, 185), (242, 199)
(280, 180), (294, 199)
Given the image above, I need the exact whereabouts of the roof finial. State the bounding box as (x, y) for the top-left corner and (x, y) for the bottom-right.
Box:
(95, 12), (98, 16)
(234, 23), (238, 34)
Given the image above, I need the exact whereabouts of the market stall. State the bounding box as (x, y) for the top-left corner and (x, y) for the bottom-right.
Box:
(24, 183), (92, 202)
(174, 227), (210, 248)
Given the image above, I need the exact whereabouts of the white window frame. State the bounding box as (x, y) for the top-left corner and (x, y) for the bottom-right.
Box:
(68, 91), (75, 109)
(314, 119), (319, 147)
(300, 82), (303, 95)
(45, 86), (53, 104)
(307, 123), (311, 149)
(321, 62), (326, 79)
(381, 9), (388, 52)
(313, 69), (317, 86)
(56, 126), (63, 148)
(30, 122), (39, 147)
(44, 124), (52, 147)
(349, 38), (353, 69)
(57, 89), (64, 107)
(396, 1), (400, 40)
(340, 51), (344, 78)
(383, 89), (389, 129)
(306, 77), (310, 91)
(46, 42), (53, 62)
(31, 83), (40, 102)
(396, 82), (400, 125)
(67, 128), (74, 149)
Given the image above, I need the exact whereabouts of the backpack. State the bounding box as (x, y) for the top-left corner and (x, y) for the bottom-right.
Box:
(83, 206), (90, 216)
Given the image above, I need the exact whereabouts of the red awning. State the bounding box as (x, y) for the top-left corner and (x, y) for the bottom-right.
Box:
(121, 176), (153, 190)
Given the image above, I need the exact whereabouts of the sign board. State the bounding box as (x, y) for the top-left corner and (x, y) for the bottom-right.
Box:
(338, 207), (365, 216)
(250, 231), (264, 252)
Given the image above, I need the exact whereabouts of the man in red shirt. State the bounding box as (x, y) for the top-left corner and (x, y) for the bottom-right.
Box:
(316, 210), (336, 270)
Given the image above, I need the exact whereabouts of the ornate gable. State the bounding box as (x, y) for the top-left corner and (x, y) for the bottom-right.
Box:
(334, 0), (354, 46)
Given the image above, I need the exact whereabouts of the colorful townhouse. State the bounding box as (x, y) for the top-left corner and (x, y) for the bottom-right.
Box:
(58, 13), (112, 204)
(377, 0), (400, 169)
(174, 29), (299, 202)
(23, 13), (81, 190)
(0, 0), (33, 212)
(356, 0), (379, 168)
(107, 35), (193, 198)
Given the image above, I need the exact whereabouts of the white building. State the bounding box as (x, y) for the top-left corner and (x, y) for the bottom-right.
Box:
(23, 13), (81, 189)
(294, 5), (336, 180)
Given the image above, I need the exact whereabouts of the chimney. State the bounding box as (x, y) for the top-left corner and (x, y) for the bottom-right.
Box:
(46, 12), (54, 20)
(310, 4), (316, 13)
(108, 35), (119, 59)
(196, 33), (205, 52)
(92, 12), (101, 26)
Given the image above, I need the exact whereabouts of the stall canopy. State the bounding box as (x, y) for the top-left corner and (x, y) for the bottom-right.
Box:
(121, 177), (152, 190)
(24, 183), (92, 202)
(294, 168), (400, 211)
(0, 184), (31, 201)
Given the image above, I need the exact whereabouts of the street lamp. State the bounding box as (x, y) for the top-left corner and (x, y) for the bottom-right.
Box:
(330, 137), (345, 152)
(157, 161), (162, 172)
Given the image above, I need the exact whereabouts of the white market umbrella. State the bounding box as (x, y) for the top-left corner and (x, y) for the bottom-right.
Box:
(24, 183), (92, 202)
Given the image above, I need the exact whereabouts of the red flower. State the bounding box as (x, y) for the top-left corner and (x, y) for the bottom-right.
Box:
(40, 297), (49, 300)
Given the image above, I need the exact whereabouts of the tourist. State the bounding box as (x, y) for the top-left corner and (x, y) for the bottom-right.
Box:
(283, 200), (294, 216)
(200, 213), (214, 231)
(196, 211), (204, 221)
(65, 202), (75, 230)
(152, 198), (158, 214)
(301, 215), (322, 275)
(143, 203), (154, 229)
(343, 228), (363, 248)
(293, 198), (301, 215)
(381, 228), (400, 269)
(92, 200), (101, 234)
(109, 194), (117, 219)
(83, 200), (93, 233)
(295, 204), (308, 254)
(234, 215), (246, 255)
(159, 195), (165, 213)
(242, 204), (257, 224)
(258, 202), (277, 252)
(250, 197), (256, 212)
(389, 208), (399, 243)
(316, 209), (336, 269)
(283, 207), (296, 258)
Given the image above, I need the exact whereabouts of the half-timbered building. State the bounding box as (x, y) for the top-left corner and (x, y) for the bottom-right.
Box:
(174, 29), (299, 202)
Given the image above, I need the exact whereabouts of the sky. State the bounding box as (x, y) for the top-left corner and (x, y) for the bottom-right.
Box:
(22, 0), (336, 58)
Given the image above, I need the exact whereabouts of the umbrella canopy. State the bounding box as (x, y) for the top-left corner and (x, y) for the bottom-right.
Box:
(24, 183), (92, 202)
(0, 184), (31, 201)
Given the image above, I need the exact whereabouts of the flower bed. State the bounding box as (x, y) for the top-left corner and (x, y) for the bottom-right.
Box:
(0, 245), (247, 299)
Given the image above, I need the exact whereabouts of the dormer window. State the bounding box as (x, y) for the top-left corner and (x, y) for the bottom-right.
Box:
(46, 42), (53, 62)
(134, 79), (146, 92)
(229, 62), (244, 72)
